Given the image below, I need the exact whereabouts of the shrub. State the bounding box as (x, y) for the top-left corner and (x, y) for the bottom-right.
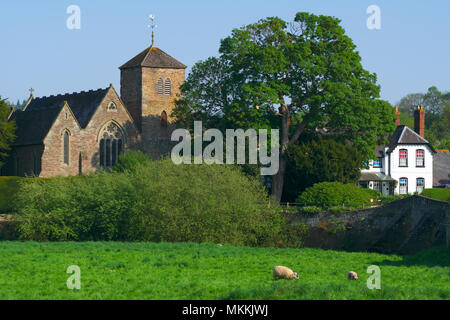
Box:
(111, 150), (152, 173)
(0, 176), (22, 213)
(14, 157), (286, 246)
(296, 182), (380, 208)
(421, 188), (450, 202)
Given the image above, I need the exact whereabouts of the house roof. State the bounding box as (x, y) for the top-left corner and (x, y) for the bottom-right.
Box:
(386, 125), (435, 153)
(9, 87), (110, 146)
(359, 172), (396, 182)
(119, 46), (187, 70)
(433, 151), (450, 187)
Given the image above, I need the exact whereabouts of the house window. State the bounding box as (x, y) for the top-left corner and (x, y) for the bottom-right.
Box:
(373, 158), (382, 168)
(164, 78), (171, 95)
(373, 181), (381, 193)
(416, 178), (425, 193)
(99, 122), (124, 168)
(63, 131), (70, 165)
(399, 149), (408, 167)
(416, 149), (425, 167)
(399, 178), (408, 195)
(157, 78), (164, 95)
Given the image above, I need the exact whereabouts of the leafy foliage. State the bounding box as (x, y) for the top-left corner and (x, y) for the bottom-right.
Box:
(173, 12), (396, 201)
(296, 182), (380, 208)
(14, 157), (287, 246)
(283, 136), (365, 201)
(0, 97), (16, 167)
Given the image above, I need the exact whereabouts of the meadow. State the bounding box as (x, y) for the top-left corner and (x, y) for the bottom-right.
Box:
(0, 242), (448, 300)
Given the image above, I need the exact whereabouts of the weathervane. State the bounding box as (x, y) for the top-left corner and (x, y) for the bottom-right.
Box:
(148, 14), (157, 47)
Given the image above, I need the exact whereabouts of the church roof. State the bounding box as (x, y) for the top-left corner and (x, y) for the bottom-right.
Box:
(119, 46), (187, 70)
(10, 88), (109, 146)
(10, 106), (62, 146)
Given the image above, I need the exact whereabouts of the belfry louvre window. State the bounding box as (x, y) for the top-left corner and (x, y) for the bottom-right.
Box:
(157, 78), (164, 95)
(164, 78), (171, 95)
(99, 122), (124, 168)
(63, 131), (70, 165)
(399, 149), (408, 167)
(416, 149), (425, 167)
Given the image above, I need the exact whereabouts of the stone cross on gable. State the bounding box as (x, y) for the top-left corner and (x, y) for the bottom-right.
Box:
(29, 88), (34, 97)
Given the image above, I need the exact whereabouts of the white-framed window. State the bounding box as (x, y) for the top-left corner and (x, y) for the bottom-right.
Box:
(416, 149), (425, 167)
(399, 177), (408, 195)
(373, 158), (382, 168)
(399, 149), (408, 167)
(416, 178), (425, 193)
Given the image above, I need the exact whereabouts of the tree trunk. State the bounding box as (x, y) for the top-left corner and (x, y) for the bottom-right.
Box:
(271, 155), (286, 202)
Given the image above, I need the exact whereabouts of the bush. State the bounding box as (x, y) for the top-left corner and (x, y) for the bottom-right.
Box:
(296, 182), (380, 208)
(111, 150), (152, 173)
(0, 176), (22, 213)
(421, 188), (450, 202)
(14, 157), (287, 246)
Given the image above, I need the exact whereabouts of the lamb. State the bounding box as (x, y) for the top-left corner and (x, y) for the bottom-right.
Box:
(347, 271), (358, 280)
(273, 266), (299, 280)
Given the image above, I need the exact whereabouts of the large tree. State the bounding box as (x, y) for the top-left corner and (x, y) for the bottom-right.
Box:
(0, 97), (16, 167)
(174, 13), (396, 201)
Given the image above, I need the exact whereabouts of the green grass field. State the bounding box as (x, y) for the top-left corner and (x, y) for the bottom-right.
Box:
(0, 242), (448, 300)
(422, 188), (450, 202)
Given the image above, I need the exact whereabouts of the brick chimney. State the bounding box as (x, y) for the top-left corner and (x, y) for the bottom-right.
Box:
(395, 107), (401, 126)
(414, 105), (425, 138)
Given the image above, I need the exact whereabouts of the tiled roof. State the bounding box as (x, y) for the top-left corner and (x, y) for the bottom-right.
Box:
(119, 46), (187, 70)
(359, 172), (396, 182)
(433, 151), (450, 187)
(9, 88), (109, 146)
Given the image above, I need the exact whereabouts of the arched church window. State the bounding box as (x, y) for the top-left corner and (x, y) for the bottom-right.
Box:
(157, 78), (164, 95)
(63, 131), (70, 165)
(164, 78), (171, 95)
(161, 110), (168, 127)
(99, 122), (124, 169)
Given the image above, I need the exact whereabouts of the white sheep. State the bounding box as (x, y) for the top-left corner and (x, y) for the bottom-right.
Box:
(347, 271), (358, 280)
(273, 266), (299, 280)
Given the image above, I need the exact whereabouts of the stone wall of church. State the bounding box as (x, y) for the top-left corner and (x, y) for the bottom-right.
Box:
(39, 87), (139, 178)
(140, 67), (185, 159)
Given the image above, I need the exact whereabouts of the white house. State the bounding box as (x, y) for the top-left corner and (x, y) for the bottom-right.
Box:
(360, 106), (435, 195)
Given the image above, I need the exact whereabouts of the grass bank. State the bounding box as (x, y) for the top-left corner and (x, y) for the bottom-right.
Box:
(0, 242), (448, 300)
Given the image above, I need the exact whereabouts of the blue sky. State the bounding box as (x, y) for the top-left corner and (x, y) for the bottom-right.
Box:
(1, 0), (449, 105)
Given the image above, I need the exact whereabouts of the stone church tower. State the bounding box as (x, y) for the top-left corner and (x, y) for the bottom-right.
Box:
(119, 46), (186, 158)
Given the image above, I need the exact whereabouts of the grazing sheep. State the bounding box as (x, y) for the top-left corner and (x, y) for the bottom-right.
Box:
(347, 271), (358, 280)
(273, 266), (299, 280)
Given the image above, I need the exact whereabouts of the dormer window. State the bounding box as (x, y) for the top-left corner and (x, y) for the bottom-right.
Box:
(399, 149), (408, 167)
(416, 149), (424, 167)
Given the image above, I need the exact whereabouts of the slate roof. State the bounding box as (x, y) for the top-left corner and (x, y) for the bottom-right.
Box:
(10, 106), (62, 146)
(119, 46), (187, 70)
(386, 125), (435, 153)
(359, 172), (396, 182)
(9, 88), (109, 146)
(433, 151), (450, 187)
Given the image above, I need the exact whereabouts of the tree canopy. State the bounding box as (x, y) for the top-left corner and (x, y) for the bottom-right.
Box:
(0, 97), (16, 167)
(173, 12), (396, 201)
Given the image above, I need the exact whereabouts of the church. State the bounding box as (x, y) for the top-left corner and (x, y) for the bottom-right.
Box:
(1, 45), (186, 177)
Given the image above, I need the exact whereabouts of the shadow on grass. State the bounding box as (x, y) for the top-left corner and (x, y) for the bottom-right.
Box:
(375, 246), (450, 268)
